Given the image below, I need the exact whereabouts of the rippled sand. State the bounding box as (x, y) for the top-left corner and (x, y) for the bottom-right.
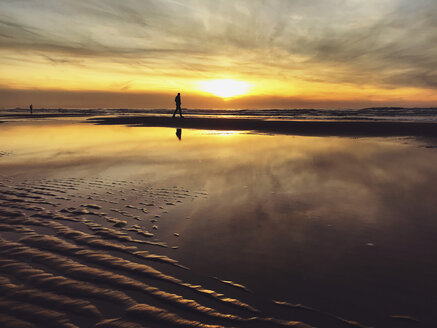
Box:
(0, 175), (315, 328)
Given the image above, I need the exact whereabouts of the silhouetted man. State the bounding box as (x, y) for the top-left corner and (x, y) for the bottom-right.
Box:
(173, 93), (183, 118)
(30, 104), (33, 114)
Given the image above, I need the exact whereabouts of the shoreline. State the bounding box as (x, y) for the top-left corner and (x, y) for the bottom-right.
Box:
(88, 115), (437, 138)
(2, 113), (437, 137)
(0, 113), (96, 118)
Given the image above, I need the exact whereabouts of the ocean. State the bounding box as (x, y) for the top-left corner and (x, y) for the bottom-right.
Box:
(2, 107), (437, 122)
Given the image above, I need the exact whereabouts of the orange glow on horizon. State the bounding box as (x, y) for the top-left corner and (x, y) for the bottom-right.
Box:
(198, 80), (251, 98)
(2, 52), (437, 109)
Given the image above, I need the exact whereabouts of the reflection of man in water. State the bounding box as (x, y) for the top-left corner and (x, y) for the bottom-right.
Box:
(30, 104), (33, 114)
(172, 93), (183, 118)
(176, 128), (182, 140)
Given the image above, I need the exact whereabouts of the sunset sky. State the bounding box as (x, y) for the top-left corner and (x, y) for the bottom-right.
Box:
(1, 0), (436, 109)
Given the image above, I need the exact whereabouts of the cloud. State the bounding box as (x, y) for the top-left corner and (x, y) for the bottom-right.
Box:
(0, 88), (435, 109)
(0, 0), (436, 91)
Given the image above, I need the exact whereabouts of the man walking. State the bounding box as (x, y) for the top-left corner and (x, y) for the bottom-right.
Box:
(172, 93), (183, 118)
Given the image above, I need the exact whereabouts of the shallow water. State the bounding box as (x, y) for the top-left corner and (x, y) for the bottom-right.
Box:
(0, 118), (436, 327)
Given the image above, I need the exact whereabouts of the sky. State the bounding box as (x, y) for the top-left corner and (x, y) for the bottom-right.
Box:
(0, 0), (436, 109)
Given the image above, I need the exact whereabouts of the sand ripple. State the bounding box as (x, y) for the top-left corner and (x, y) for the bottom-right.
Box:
(0, 176), (374, 327)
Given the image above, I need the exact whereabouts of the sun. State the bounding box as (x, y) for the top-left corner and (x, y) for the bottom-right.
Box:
(198, 79), (251, 98)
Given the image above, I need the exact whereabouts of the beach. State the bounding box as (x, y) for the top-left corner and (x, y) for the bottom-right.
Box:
(0, 114), (436, 328)
(3, 0), (437, 326)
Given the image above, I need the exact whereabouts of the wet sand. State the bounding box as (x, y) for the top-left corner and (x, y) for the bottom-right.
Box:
(0, 175), (320, 328)
(89, 116), (437, 138)
(0, 117), (436, 328)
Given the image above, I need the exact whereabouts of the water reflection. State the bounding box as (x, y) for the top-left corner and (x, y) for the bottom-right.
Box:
(0, 119), (437, 326)
(176, 128), (182, 141)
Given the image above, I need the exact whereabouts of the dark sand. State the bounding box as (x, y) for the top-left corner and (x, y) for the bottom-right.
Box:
(89, 116), (437, 138)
